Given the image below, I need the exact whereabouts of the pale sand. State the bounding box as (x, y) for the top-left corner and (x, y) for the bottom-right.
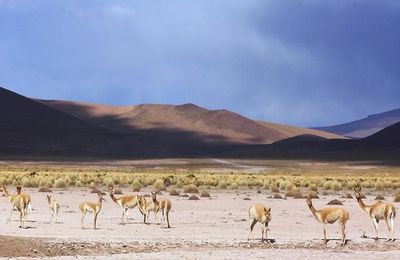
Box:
(1, 187), (399, 259)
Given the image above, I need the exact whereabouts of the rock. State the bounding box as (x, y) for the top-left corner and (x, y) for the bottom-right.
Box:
(113, 188), (123, 194)
(375, 194), (386, 201)
(38, 187), (52, 193)
(294, 192), (305, 199)
(272, 193), (283, 199)
(169, 189), (180, 196)
(90, 188), (102, 194)
(188, 195), (199, 200)
(327, 199), (343, 205)
(200, 190), (211, 198)
(243, 197), (251, 200)
(345, 193), (353, 199)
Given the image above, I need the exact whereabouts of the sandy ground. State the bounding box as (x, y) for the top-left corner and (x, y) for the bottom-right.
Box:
(1, 187), (400, 259)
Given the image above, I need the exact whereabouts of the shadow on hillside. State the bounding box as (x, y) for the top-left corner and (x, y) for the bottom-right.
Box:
(1, 95), (399, 163)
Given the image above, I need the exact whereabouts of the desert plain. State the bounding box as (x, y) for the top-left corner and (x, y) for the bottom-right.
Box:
(0, 158), (399, 259)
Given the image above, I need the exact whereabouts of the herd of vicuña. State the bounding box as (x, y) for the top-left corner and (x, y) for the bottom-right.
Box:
(1, 184), (397, 245)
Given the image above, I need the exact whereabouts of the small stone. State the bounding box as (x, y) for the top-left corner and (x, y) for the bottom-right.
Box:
(327, 199), (343, 205)
(188, 195), (199, 200)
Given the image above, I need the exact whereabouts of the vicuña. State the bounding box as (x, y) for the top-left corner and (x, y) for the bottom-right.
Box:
(354, 186), (396, 241)
(79, 192), (105, 230)
(47, 195), (61, 224)
(2, 185), (32, 222)
(247, 203), (271, 241)
(306, 192), (349, 246)
(108, 186), (144, 224)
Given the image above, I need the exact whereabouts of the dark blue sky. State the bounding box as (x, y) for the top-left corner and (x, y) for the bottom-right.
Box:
(0, 0), (399, 127)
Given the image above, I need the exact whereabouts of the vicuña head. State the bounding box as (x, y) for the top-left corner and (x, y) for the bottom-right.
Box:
(353, 185), (396, 241)
(354, 186), (363, 201)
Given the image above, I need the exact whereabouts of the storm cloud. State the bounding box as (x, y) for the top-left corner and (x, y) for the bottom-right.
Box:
(0, 0), (399, 126)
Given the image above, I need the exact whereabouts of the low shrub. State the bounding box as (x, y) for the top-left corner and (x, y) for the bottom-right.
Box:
(54, 178), (67, 188)
(183, 184), (199, 193)
(153, 179), (165, 191)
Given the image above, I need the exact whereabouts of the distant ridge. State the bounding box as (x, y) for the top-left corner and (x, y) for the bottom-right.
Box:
(314, 108), (400, 138)
(2, 86), (398, 160)
(38, 99), (344, 145)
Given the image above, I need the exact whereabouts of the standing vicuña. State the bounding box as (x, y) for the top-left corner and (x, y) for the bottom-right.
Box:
(306, 193), (349, 246)
(79, 193), (105, 230)
(2, 185), (32, 222)
(47, 195), (61, 224)
(13, 186), (32, 228)
(142, 192), (172, 228)
(354, 186), (396, 241)
(247, 204), (271, 241)
(108, 187), (144, 224)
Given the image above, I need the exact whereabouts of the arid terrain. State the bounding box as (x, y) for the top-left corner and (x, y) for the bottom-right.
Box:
(1, 159), (400, 259)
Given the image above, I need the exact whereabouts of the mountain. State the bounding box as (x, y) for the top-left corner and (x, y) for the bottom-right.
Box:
(0, 86), (345, 159)
(0, 87), (170, 158)
(3, 86), (399, 160)
(361, 122), (400, 149)
(221, 121), (400, 161)
(314, 108), (400, 138)
(37, 99), (344, 145)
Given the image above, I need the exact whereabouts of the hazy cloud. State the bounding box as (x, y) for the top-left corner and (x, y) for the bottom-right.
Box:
(0, 0), (399, 126)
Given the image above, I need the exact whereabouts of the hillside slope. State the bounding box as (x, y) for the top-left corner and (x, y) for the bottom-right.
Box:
(39, 99), (344, 145)
(0, 87), (164, 157)
(314, 108), (400, 138)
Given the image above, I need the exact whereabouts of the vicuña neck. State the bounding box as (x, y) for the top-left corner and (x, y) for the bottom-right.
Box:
(109, 192), (118, 204)
(152, 197), (159, 205)
(357, 197), (370, 213)
(3, 186), (11, 197)
(308, 200), (320, 220)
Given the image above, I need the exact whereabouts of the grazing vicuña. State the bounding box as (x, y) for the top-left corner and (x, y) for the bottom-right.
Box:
(247, 203), (271, 241)
(306, 193), (349, 246)
(354, 186), (396, 241)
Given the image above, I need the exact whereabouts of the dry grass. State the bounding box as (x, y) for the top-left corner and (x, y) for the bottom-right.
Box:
(183, 184), (199, 193)
(0, 161), (399, 197)
(153, 179), (165, 191)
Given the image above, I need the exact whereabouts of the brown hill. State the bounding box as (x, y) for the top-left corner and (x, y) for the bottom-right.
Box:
(0, 87), (168, 158)
(38, 100), (344, 145)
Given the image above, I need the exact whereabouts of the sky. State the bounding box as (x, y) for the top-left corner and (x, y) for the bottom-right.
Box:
(0, 0), (399, 127)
